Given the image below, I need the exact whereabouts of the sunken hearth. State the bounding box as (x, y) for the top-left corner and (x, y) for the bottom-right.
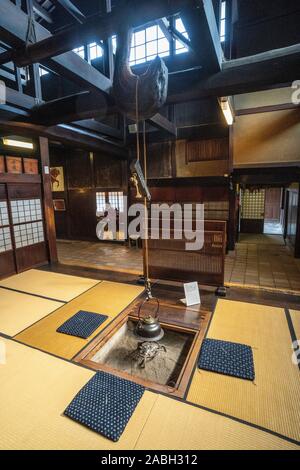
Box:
(75, 316), (199, 397)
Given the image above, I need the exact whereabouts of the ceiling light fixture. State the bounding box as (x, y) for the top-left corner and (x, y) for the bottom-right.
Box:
(3, 138), (34, 150)
(219, 97), (234, 126)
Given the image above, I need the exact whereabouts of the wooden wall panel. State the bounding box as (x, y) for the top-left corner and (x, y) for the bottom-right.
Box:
(0, 251), (16, 279)
(94, 152), (125, 189)
(68, 189), (97, 241)
(15, 243), (48, 272)
(175, 140), (229, 178)
(186, 139), (229, 163)
(146, 142), (173, 179)
(67, 151), (93, 189)
(235, 8), (300, 58)
(0, 184), (6, 199)
(265, 188), (282, 221)
(7, 183), (41, 199)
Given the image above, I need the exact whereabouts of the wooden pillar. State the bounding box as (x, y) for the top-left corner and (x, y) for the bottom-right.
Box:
(39, 136), (58, 263)
(295, 187), (300, 258)
(227, 126), (236, 251)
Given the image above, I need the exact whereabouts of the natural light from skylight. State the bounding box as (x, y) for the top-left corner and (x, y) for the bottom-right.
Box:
(220, 1), (226, 42)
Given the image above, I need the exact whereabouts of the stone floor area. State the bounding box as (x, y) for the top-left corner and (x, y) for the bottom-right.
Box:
(225, 234), (300, 292)
(57, 235), (300, 294)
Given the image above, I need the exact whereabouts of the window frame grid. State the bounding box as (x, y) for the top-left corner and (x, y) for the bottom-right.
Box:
(96, 192), (106, 215)
(10, 198), (45, 249)
(108, 191), (124, 213)
(129, 24), (170, 66)
(0, 200), (10, 228)
(0, 226), (12, 253)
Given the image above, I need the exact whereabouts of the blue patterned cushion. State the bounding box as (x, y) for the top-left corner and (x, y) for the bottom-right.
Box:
(64, 371), (145, 442)
(57, 310), (108, 339)
(198, 338), (255, 381)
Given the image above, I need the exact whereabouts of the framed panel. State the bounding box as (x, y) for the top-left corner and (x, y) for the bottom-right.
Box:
(50, 166), (65, 192)
(6, 156), (22, 174)
(53, 199), (66, 211)
(15, 242), (48, 272)
(0, 156), (5, 173)
(24, 158), (39, 175)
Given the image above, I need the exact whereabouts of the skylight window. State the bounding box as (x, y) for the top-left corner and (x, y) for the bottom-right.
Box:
(89, 42), (103, 60)
(130, 25), (169, 65)
(220, 1), (226, 42)
(111, 16), (190, 65)
(39, 67), (49, 77)
(112, 35), (117, 55)
(73, 46), (85, 59)
(175, 17), (189, 54)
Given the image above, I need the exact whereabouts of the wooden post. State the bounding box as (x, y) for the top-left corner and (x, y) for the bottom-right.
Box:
(39, 136), (58, 263)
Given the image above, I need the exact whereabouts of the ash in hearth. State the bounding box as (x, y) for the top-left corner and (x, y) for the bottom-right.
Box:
(130, 341), (167, 369)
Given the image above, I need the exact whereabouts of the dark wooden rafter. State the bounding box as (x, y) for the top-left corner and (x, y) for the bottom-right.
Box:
(0, 0), (112, 95)
(20, 43), (300, 122)
(28, 91), (116, 125)
(51, 0), (86, 24)
(24, 89), (176, 136)
(147, 113), (177, 137)
(0, 119), (128, 158)
(168, 43), (300, 103)
(180, 0), (223, 72)
(2, 86), (125, 150)
(73, 119), (123, 140)
(157, 18), (192, 51)
(32, 0), (53, 24)
(0, 0), (195, 68)
(102, 0), (114, 80)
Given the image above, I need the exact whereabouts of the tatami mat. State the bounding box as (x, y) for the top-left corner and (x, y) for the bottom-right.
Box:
(15, 281), (144, 360)
(0, 339), (157, 450)
(290, 310), (300, 340)
(187, 299), (300, 443)
(135, 395), (298, 450)
(0, 339), (297, 450)
(0, 289), (63, 337)
(0, 269), (100, 302)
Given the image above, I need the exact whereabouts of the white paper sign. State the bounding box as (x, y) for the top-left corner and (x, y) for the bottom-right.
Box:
(183, 282), (201, 307)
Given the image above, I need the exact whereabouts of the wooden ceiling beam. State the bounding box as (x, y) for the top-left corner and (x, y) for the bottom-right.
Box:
(181, 0), (223, 72)
(2, 87), (125, 154)
(0, 0), (112, 95)
(32, 0), (53, 24)
(0, 120), (127, 158)
(147, 113), (177, 137)
(51, 0), (86, 24)
(24, 42), (300, 115)
(168, 43), (300, 103)
(157, 18), (193, 51)
(0, 0), (195, 68)
(28, 91), (116, 125)
(27, 90), (176, 137)
(72, 119), (123, 140)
